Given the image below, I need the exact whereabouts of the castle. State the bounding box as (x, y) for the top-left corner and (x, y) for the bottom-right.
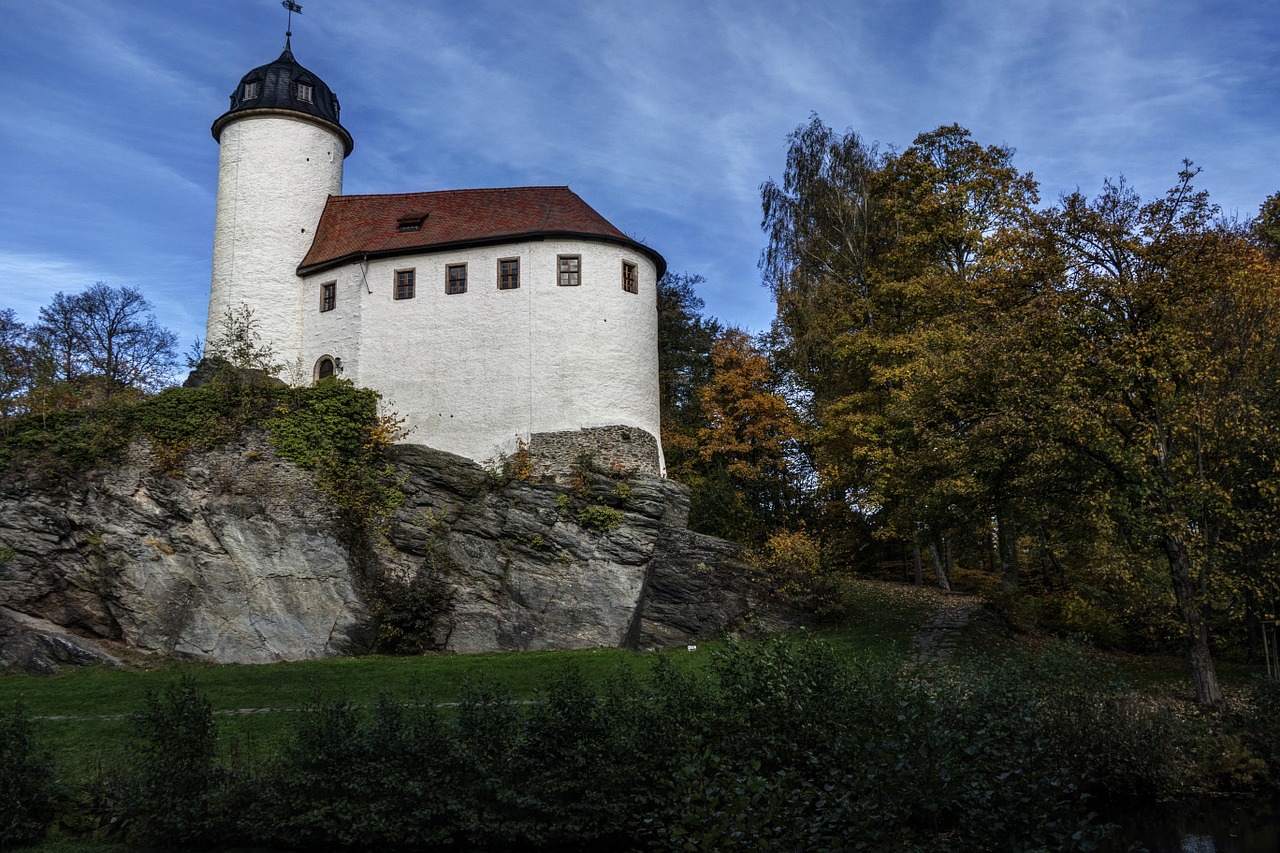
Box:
(206, 38), (666, 476)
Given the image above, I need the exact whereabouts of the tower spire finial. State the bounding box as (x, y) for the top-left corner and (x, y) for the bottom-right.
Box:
(282, 0), (302, 46)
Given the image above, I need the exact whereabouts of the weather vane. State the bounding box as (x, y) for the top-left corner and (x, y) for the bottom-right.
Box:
(282, 1), (302, 39)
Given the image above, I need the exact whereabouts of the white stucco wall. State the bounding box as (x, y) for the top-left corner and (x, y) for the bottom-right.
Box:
(299, 239), (663, 470)
(208, 114), (344, 375)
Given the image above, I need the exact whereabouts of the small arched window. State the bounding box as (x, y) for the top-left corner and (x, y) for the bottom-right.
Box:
(315, 356), (335, 381)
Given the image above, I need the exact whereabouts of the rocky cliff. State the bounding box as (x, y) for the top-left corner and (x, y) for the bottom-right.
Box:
(0, 435), (784, 673)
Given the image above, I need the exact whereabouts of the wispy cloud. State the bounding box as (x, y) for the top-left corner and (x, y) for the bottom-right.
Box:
(0, 251), (117, 322)
(2, 0), (1276, 341)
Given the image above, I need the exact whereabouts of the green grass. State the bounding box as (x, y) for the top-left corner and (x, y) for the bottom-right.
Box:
(0, 645), (710, 778)
(1094, 649), (1260, 695)
(952, 599), (1267, 699)
(815, 579), (940, 661)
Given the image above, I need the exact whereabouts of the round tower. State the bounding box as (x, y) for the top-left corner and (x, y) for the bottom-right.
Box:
(207, 39), (352, 377)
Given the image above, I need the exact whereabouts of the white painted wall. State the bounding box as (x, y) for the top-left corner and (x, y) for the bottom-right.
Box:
(299, 239), (663, 470)
(208, 114), (344, 376)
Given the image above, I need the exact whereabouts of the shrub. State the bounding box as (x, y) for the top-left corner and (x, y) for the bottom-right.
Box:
(1244, 677), (1280, 782)
(574, 503), (623, 532)
(115, 676), (240, 848)
(484, 436), (534, 485)
(368, 569), (456, 654)
(77, 639), (1183, 850)
(0, 702), (56, 849)
(1017, 641), (1187, 798)
(508, 666), (627, 848)
(450, 678), (527, 849)
(251, 694), (463, 851)
(634, 638), (1112, 852)
(747, 528), (841, 614)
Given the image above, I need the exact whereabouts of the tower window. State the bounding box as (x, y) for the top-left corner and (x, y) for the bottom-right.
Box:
(498, 258), (520, 290)
(320, 281), (336, 312)
(557, 255), (581, 287)
(446, 264), (468, 295)
(243, 81), (260, 100)
(296, 82), (313, 103)
(622, 261), (639, 294)
(316, 357), (335, 381)
(395, 269), (415, 300)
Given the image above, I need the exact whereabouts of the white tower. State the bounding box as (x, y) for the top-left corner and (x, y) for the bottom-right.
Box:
(207, 39), (353, 376)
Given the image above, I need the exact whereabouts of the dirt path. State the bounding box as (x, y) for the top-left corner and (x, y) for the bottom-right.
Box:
(908, 596), (985, 669)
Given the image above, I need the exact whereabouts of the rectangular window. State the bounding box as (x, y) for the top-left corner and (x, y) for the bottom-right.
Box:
(395, 269), (415, 300)
(446, 263), (467, 294)
(320, 281), (336, 312)
(622, 261), (638, 294)
(558, 255), (581, 287)
(296, 82), (313, 103)
(243, 81), (260, 99)
(498, 258), (520, 290)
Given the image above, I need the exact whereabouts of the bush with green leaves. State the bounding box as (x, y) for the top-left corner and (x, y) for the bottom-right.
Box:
(1236, 677), (1280, 785)
(0, 701), (56, 849)
(251, 694), (463, 851)
(264, 379), (405, 546)
(84, 640), (1225, 850)
(642, 640), (1113, 852)
(113, 676), (242, 849)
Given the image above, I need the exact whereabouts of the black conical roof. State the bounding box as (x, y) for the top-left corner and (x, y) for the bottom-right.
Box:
(211, 39), (353, 155)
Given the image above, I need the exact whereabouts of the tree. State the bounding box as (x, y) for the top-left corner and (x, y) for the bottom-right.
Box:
(656, 273), (722, 474)
(760, 114), (884, 412)
(761, 116), (1280, 704)
(30, 283), (178, 405)
(1255, 191), (1280, 257)
(760, 119), (1042, 573)
(656, 272), (802, 542)
(863, 126), (1042, 585)
(199, 302), (284, 375)
(670, 329), (801, 543)
(0, 310), (32, 422)
(1017, 168), (1280, 706)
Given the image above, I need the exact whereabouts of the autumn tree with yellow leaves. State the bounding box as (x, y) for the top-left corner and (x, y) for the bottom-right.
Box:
(1015, 169), (1280, 707)
(759, 115), (1280, 706)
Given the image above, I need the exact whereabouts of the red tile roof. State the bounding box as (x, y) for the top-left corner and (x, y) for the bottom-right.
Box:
(298, 186), (665, 276)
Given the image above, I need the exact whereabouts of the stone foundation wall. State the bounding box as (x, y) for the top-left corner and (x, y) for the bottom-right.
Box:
(527, 425), (661, 480)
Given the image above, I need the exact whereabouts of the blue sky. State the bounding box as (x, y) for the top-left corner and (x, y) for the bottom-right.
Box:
(1, 0), (1276, 358)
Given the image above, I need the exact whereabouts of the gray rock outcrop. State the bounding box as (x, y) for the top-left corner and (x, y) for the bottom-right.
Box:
(0, 436), (785, 672)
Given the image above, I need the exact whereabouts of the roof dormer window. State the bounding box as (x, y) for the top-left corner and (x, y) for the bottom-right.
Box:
(295, 82), (313, 103)
(243, 81), (260, 100)
(397, 213), (427, 232)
